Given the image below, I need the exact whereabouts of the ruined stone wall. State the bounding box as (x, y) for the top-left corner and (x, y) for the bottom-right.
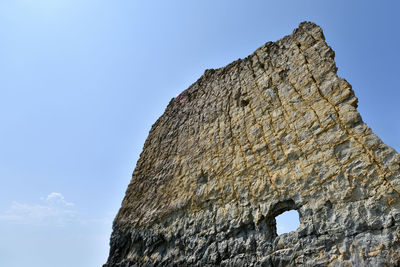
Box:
(104, 22), (400, 266)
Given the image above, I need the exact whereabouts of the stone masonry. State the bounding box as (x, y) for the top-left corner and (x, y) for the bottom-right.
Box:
(104, 22), (400, 266)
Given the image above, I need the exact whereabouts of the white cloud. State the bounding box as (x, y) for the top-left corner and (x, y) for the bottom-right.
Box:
(0, 193), (76, 226)
(43, 192), (74, 207)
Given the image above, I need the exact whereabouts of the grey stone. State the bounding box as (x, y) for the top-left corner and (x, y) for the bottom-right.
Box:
(104, 22), (400, 266)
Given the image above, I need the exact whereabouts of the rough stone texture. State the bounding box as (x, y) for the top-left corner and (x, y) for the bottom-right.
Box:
(104, 22), (400, 266)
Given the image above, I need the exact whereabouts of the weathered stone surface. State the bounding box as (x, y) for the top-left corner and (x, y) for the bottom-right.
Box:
(104, 22), (400, 266)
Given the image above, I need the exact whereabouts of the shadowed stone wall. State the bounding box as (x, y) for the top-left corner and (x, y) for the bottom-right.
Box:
(104, 22), (400, 266)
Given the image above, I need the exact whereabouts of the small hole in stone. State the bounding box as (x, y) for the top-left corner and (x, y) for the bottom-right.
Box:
(240, 99), (249, 107)
(275, 209), (300, 235)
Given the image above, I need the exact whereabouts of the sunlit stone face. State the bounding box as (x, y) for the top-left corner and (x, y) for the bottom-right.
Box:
(105, 22), (400, 266)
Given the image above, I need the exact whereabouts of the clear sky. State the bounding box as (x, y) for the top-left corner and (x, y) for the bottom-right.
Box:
(0, 1), (399, 266)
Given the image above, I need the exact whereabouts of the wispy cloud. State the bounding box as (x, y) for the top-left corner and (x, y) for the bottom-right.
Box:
(42, 192), (74, 207)
(0, 192), (76, 226)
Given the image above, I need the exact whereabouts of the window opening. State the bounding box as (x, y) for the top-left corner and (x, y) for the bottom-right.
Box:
(275, 209), (300, 235)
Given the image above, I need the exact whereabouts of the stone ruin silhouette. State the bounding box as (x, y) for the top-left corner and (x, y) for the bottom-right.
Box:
(104, 22), (400, 266)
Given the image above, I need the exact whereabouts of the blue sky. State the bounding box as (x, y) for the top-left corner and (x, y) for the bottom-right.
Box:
(0, 1), (399, 266)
